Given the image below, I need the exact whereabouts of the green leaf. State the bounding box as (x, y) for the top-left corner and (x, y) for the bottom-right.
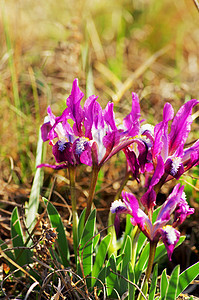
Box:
(44, 198), (70, 267)
(128, 262), (135, 300)
(26, 129), (44, 234)
(11, 207), (31, 266)
(115, 253), (124, 266)
(77, 208), (86, 244)
(165, 265), (180, 300)
(108, 211), (117, 257)
(92, 233), (111, 285)
(160, 269), (168, 300)
(94, 265), (106, 290)
(148, 263), (158, 300)
(93, 233), (100, 251)
(78, 209), (96, 288)
(106, 254), (119, 297)
(120, 214), (133, 254)
(176, 261), (199, 298)
(120, 235), (132, 294)
(135, 242), (149, 283)
(136, 231), (147, 257)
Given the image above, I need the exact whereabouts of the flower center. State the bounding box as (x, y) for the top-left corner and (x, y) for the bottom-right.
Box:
(162, 225), (177, 244)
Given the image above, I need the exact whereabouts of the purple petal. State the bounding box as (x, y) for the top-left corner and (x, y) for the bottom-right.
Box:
(123, 147), (140, 182)
(150, 155), (165, 187)
(182, 140), (199, 171)
(103, 102), (117, 131)
(101, 133), (140, 166)
(91, 141), (99, 165)
(123, 93), (141, 136)
(122, 192), (152, 235)
(137, 141), (148, 173)
(174, 193), (195, 226)
(52, 141), (74, 164)
(41, 121), (52, 142)
(84, 95), (100, 139)
(168, 99), (199, 155)
(140, 187), (156, 210)
(160, 226), (180, 261)
(164, 157), (184, 179)
(72, 138), (92, 166)
(66, 78), (84, 136)
(153, 103), (174, 160)
(37, 163), (68, 170)
(156, 184), (184, 223)
(100, 131), (120, 165)
(122, 191), (139, 212)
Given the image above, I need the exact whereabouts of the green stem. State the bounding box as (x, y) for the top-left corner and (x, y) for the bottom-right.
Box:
(114, 172), (130, 200)
(68, 165), (78, 257)
(145, 240), (157, 282)
(85, 164), (100, 222)
(137, 240), (157, 300)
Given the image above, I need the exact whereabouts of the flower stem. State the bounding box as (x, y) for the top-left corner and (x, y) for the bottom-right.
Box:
(68, 165), (78, 258)
(114, 172), (130, 200)
(85, 164), (100, 222)
(145, 240), (157, 282)
(137, 240), (157, 300)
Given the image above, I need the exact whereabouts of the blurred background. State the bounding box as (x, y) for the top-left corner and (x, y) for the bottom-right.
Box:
(0, 0), (199, 291)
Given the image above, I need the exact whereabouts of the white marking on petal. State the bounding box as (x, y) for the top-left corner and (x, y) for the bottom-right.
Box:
(75, 138), (88, 155)
(110, 200), (127, 213)
(91, 126), (106, 161)
(140, 124), (154, 135)
(181, 192), (186, 201)
(44, 115), (50, 123)
(170, 157), (182, 176)
(163, 225), (177, 244)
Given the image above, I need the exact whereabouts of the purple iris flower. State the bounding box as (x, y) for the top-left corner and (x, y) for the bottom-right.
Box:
(38, 79), (141, 170)
(110, 183), (194, 260)
(152, 99), (199, 181)
(123, 111), (155, 182)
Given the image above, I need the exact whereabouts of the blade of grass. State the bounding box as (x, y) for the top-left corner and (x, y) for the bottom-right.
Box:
(92, 233), (111, 286)
(28, 67), (40, 127)
(165, 265), (180, 300)
(11, 207), (32, 267)
(176, 261), (199, 298)
(94, 62), (122, 90)
(77, 209), (96, 288)
(86, 67), (95, 98)
(112, 45), (171, 103)
(26, 128), (44, 234)
(1, 1), (21, 112)
(86, 16), (105, 61)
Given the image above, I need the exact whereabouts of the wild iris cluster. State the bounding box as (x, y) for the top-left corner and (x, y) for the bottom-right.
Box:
(39, 78), (198, 261)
